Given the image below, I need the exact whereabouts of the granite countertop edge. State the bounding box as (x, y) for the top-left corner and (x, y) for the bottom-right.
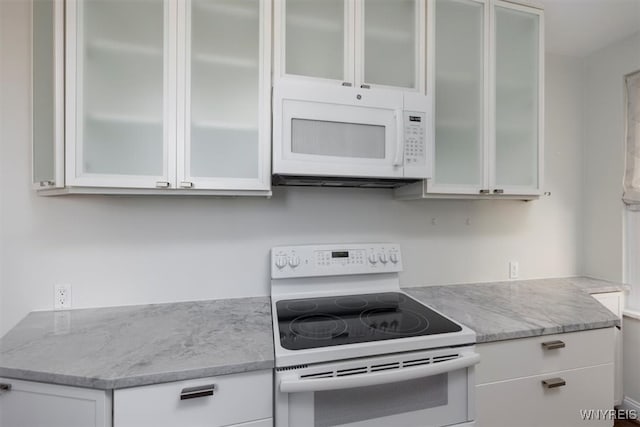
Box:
(0, 360), (276, 390)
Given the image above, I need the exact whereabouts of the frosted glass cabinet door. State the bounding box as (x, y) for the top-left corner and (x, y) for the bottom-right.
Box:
(361, 0), (421, 90)
(492, 1), (542, 194)
(180, 0), (270, 190)
(431, 0), (485, 192)
(32, 0), (64, 189)
(66, 0), (172, 188)
(280, 0), (350, 82)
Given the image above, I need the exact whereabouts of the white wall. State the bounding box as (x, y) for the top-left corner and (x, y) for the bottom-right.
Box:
(582, 31), (640, 282)
(0, 0), (586, 336)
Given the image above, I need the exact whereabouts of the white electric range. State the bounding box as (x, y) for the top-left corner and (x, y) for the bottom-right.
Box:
(271, 243), (480, 427)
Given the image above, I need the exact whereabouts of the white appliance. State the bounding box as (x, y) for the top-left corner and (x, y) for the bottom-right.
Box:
(272, 81), (432, 188)
(271, 243), (479, 427)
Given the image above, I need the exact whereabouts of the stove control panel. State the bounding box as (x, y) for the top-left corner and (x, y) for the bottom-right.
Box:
(271, 243), (402, 279)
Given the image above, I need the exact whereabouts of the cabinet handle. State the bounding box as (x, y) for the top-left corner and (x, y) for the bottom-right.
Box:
(479, 189), (491, 194)
(180, 384), (216, 400)
(360, 84), (371, 89)
(180, 182), (194, 189)
(542, 378), (566, 389)
(541, 340), (565, 350)
(493, 189), (504, 194)
(341, 82), (353, 87)
(38, 180), (54, 187)
(155, 181), (170, 188)
(0, 383), (11, 394)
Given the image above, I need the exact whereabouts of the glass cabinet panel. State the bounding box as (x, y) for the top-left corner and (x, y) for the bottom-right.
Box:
(432, 0), (485, 188)
(33, 0), (57, 186)
(362, 0), (418, 89)
(494, 4), (540, 189)
(187, 0), (260, 181)
(285, 0), (346, 81)
(76, 0), (166, 179)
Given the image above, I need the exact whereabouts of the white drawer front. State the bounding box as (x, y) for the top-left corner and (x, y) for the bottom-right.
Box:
(114, 370), (272, 427)
(476, 364), (614, 427)
(476, 328), (614, 384)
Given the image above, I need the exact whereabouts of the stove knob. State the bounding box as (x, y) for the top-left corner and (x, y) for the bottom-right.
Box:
(275, 256), (287, 269)
(288, 256), (300, 268)
(368, 253), (377, 264)
(378, 253), (388, 264)
(390, 253), (399, 264)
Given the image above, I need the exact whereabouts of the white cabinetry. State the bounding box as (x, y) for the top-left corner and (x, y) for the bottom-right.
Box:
(33, 0), (271, 195)
(274, 0), (426, 92)
(0, 378), (112, 427)
(592, 291), (625, 405)
(114, 370), (272, 427)
(475, 328), (615, 427)
(396, 0), (543, 199)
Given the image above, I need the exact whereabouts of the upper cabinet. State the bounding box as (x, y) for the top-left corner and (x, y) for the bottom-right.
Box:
(274, 0), (426, 92)
(396, 0), (543, 200)
(33, 0), (271, 195)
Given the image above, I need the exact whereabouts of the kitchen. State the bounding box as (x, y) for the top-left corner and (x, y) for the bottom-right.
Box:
(0, 0), (639, 426)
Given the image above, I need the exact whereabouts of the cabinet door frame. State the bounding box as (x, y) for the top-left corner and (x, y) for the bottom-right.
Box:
(488, 0), (544, 196)
(176, 0), (271, 191)
(425, 0), (490, 196)
(273, 0), (356, 86)
(65, 0), (177, 189)
(31, 0), (65, 190)
(354, 0), (426, 93)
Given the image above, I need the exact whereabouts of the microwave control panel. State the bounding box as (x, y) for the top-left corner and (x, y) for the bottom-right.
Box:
(403, 112), (426, 167)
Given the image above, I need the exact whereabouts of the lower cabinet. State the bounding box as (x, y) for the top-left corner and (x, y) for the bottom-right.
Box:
(1, 370), (272, 427)
(0, 378), (112, 427)
(114, 370), (273, 427)
(475, 328), (615, 427)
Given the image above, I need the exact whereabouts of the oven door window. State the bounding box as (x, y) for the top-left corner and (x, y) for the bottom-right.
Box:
(282, 369), (470, 427)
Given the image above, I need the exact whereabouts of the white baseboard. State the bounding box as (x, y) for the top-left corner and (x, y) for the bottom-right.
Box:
(620, 396), (640, 413)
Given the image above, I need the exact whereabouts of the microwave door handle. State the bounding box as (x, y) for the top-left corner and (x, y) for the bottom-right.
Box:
(393, 109), (404, 166)
(279, 353), (480, 394)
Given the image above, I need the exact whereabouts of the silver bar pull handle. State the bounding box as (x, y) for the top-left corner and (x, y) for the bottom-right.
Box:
(542, 378), (566, 389)
(155, 181), (170, 188)
(341, 82), (352, 87)
(493, 189), (504, 194)
(0, 383), (11, 394)
(541, 340), (565, 350)
(180, 182), (194, 189)
(360, 84), (371, 89)
(39, 180), (55, 187)
(479, 189), (490, 194)
(180, 384), (216, 400)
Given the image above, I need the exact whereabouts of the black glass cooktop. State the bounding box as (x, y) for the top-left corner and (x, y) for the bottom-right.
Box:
(276, 292), (463, 350)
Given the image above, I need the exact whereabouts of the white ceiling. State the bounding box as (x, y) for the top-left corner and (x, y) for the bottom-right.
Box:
(539, 0), (640, 57)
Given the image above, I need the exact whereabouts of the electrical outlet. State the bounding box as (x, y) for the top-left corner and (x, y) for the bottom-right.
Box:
(54, 284), (72, 310)
(509, 261), (519, 279)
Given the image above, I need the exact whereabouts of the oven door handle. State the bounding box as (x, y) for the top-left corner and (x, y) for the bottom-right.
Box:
(279, 353), (480, 393)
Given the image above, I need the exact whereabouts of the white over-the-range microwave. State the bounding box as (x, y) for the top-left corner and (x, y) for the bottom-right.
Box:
(272, 81), (432, 188)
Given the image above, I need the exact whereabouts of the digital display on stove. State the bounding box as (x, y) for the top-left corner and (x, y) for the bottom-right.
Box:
(331, 251), (349, 258)
(276, 292), (463, 351)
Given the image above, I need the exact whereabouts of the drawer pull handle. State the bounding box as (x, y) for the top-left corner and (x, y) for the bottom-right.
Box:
(0, 383), (11, 394)
(180, 384), (216, 400)
(542, 378), (566, 389)
(541, 340), (565, 350)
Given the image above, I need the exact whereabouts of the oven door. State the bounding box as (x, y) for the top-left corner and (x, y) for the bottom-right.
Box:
(273, 81), (406, 179)
(275, 348), (479, 427)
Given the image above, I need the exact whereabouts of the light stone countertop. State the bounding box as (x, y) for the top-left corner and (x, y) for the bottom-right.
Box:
(0, 277), (625, 390)
(0, 297), (274, 390)
(404, 277), (622, 343)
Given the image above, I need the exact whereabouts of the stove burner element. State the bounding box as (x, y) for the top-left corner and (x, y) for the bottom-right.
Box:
(286, 301), (318, 313)
(360, 308), (429, 335)
(289, 314), (348, 340)
(335, 296), (368, 309)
